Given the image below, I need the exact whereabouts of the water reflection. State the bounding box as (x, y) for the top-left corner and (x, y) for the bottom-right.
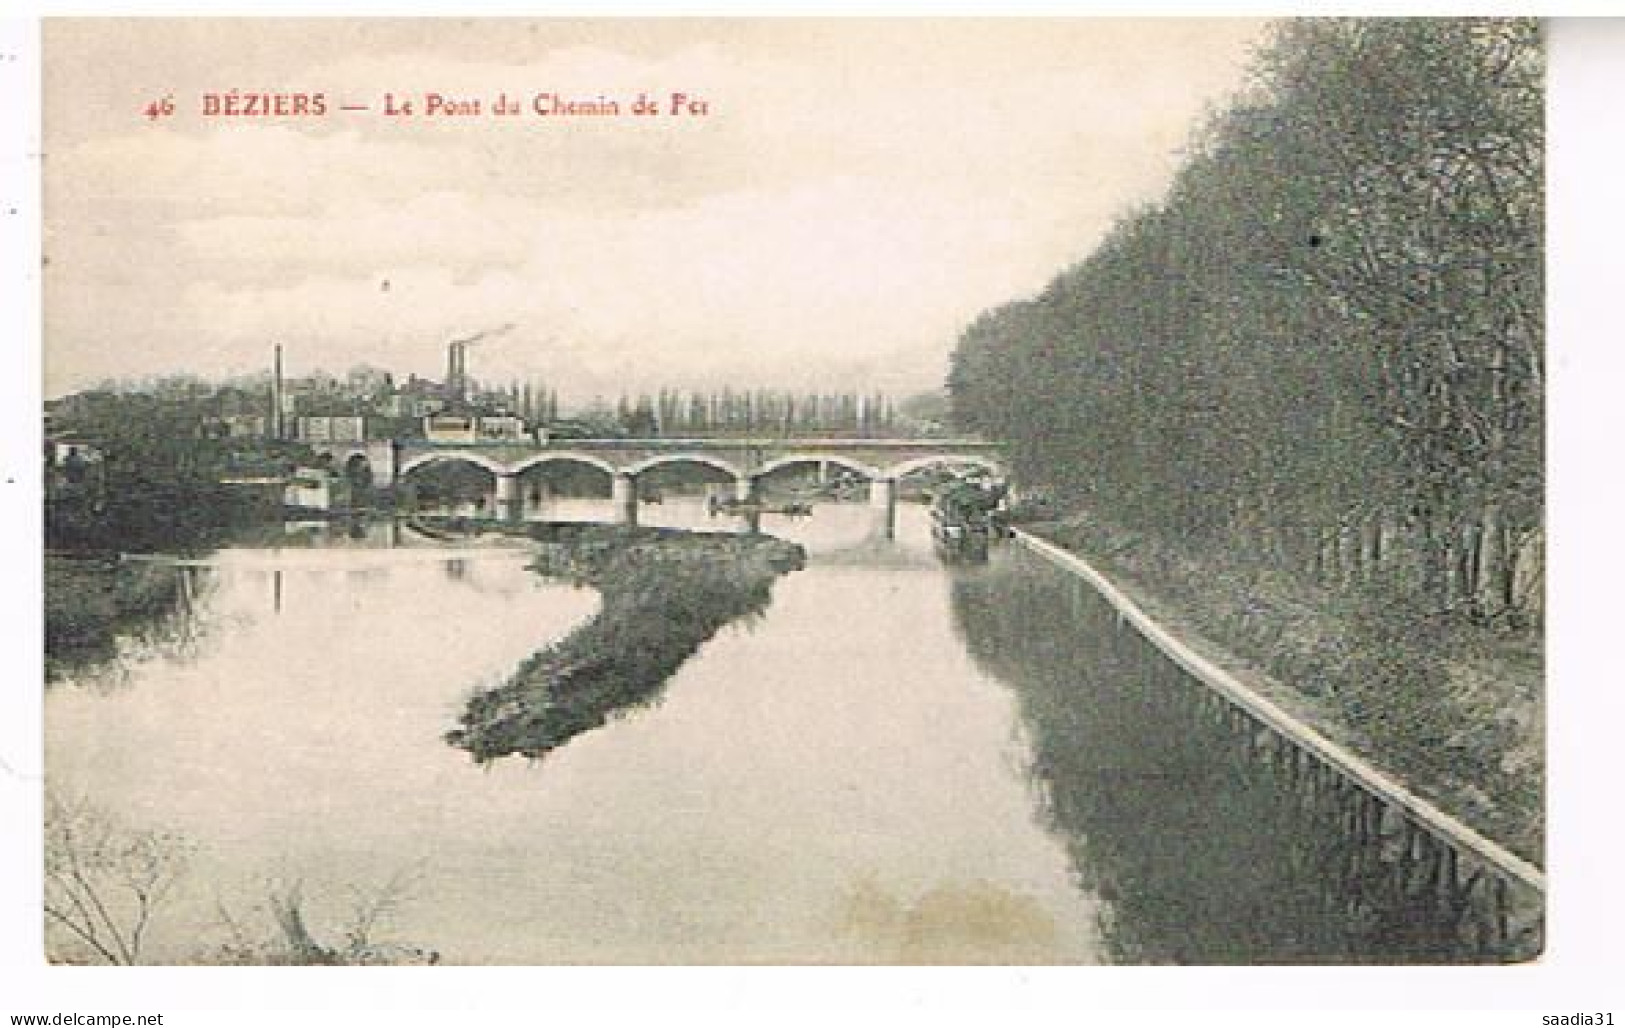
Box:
(46, 507), (1104, 964)
(949, 546), (1490, 963)
(51, 503), (1494, 964)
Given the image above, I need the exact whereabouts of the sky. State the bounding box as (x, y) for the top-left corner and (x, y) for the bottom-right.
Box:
(43, 18), (1270, 403)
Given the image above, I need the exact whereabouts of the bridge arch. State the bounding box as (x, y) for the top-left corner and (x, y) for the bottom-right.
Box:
(341, 452), (373, 492)
(397, 451), (508, 478)
(308, 440), (398, 489)
(623, 453), (745, 482)
(508, 451), (618, 478)
(756, 454), (883, 481)
(883, 454), (1006, 481)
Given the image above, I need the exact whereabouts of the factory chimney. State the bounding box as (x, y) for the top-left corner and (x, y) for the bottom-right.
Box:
(445, 340), (465, 405)
(271, 344), (285, 440)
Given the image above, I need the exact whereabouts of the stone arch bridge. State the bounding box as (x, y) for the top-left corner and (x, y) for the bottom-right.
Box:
(311, 437), (1006, 532)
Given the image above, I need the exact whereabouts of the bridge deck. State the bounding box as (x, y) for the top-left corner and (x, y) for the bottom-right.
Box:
(374, 437), (1005, 480)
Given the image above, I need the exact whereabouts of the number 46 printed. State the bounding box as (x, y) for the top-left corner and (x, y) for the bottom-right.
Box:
(143, 95), (175, 121)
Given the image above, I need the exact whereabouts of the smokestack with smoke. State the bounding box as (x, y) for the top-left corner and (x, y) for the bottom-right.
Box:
(446, 324), (516, 405)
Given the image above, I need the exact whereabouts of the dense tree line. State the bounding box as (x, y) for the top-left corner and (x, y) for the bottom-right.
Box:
(610, 388), (903, 438)
(949, 19), (1542, 629)
(495, 380), (562, 424)
(46, 383), (313, 550)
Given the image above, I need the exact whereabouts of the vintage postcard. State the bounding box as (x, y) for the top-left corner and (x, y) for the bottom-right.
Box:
(35, 17), (1545, 970)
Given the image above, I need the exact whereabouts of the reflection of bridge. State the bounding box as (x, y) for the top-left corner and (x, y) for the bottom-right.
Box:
(310, 437), (1006, 534)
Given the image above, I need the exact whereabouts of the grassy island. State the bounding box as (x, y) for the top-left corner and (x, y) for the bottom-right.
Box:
(446, 524), (805, 763)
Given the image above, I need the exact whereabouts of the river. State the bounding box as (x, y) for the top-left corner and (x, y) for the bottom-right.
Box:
(44, 498), (1481, 964)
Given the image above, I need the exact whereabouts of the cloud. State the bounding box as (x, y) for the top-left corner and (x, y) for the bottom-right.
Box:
(174, 192), (536, 279)
(44, 19), (1269, 400)
(154, 178), (1010, 387)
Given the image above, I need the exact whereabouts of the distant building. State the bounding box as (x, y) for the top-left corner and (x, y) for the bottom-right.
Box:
(386, 375), (449, 421)
(283, 466), (351, 513)
(420, 413), (529, 443)
(382, 394), (445, 419)
(48, 436), (104, 467)
(45, 433), (107, 507)
(423, 413), (477, 444)
(476, 415), (527, 441)
(200, 414), (268, 439)
(296, 415), (368, 443)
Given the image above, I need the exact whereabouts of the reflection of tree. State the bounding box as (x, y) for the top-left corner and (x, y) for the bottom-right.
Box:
(448, 529), (804, 762)
(949, 553), (1479, 963)
(46, 561), (221, 688)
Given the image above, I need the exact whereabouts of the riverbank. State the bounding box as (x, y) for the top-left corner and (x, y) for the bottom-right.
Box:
(1023, 515), (1542, 865)
(446, 524), (806, 762)
(45, 554), (188, 681)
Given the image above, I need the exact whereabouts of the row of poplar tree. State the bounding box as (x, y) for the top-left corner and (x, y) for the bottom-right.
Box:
(948, 19), (1543, 629)
(611, 389), (901, 437)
